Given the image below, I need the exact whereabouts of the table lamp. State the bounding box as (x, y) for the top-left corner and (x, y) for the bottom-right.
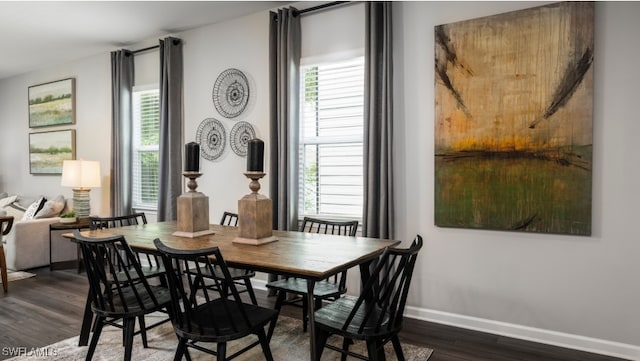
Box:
(60, 160), (101, 217)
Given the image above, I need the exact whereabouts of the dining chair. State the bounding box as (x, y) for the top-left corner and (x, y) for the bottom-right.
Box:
(0, 216), (14, 293)
(89, 213), (165, 282)
(189, 211), (258, 305)
(154, 238), (279, 361)
(313, 235), (423, 361)
(266, 216), (359, 338)
(73, 230), (172, 361)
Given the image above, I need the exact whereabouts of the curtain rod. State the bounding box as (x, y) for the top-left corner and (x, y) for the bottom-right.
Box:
(295, 1), (348, 16)
(132, 45), (159, 54)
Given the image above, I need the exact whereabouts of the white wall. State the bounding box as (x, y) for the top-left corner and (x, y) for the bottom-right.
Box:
(395, 1), (640, 358)
(0, 2), (639, 359)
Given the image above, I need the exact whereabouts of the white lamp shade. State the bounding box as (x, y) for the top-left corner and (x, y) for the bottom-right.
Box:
(61, 160), (101, 189)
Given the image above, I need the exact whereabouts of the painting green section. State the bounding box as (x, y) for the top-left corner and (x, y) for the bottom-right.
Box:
(29, 98), (73, 127)
(435, 151), (592, 235)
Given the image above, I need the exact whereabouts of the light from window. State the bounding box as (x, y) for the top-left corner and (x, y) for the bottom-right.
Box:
(132, 86), (159, 210)
(299, 57), (364, 220)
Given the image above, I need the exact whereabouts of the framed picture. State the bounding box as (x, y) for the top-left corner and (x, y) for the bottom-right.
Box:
(29, 130), (75, 174)
(434, 2), (594, 235)
(28, 78), (75, 128)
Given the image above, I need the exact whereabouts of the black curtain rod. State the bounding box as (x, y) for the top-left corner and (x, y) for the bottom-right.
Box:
(295, 1), (348, 16)
(132, 45), (159, 54)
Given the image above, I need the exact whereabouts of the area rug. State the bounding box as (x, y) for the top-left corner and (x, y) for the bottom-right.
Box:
(0, 271), (35, 285)
(7, 314), (433, 360)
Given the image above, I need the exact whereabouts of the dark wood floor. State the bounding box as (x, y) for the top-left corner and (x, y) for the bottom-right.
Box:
(0, 267), (630, 361)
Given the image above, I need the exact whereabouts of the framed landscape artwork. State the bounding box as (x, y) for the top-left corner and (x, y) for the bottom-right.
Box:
(434, 2), (594, 235)
(28, 78), (75, 128)
(29, 130), (75, 174)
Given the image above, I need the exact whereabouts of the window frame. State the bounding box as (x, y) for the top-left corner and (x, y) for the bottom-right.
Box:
(131, 84), (160, 211)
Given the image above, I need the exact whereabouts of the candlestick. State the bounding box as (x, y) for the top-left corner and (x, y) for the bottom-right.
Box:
(247, 138), (264, 172)
(185, 142), (200, 172)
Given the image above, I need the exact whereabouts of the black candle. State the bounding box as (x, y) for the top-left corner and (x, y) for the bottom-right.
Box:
(247, 138), (264, 172)
(185, 142), (200, 172)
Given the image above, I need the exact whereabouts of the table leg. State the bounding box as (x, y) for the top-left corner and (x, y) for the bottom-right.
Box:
(79, 289), (93, 346)
(307, 279), (317, 361)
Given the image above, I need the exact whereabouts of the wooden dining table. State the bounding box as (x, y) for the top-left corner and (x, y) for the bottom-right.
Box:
(66, 221), (400, 360)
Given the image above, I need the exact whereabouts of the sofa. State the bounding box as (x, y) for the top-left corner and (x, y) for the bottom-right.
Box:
(0, 193), (76, 271)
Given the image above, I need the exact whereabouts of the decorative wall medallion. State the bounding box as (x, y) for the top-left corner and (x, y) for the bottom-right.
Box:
(230, 121), (255, 157)
(212, 68), (250, 118)
(196, 118), (226, 161)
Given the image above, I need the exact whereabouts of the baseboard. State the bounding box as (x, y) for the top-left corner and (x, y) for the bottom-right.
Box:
(404, 306), (640, 361)
(253, 280), (639, 360)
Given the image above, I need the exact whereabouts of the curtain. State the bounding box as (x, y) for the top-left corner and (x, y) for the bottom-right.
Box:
(110, 50), (134, 217)
(363, 2), (394, 239)
(269, 8), (301, 231)
(157, 37), (183, 221)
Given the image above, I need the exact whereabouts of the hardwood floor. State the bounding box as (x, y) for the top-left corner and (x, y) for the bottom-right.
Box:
(0, 267), (630, 361)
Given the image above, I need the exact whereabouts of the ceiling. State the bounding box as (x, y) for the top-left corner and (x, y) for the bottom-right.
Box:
(0, 1), (288, 80)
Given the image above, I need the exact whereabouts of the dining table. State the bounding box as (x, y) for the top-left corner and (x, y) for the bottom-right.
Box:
(65, 220), (400, 360)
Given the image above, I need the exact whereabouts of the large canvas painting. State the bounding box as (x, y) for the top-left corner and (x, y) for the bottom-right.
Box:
(29, 130), (75, 174)
(28, 78), (75, 128)
(434, 2), (594, 235)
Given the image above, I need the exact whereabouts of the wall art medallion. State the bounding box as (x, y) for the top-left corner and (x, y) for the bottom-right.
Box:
(29, 129), (75, 174)
(230, 121), (255, 157)
(196, 118), (226, 161)
(434, 2), (594, 236)
(28, 78), (75, 128)
(212, 68), (249, 118)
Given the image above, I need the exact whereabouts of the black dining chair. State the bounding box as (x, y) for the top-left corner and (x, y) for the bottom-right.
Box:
(154, 238), (279, 361)
(313, 235), (423, 361)
(73, 230), (173, 361)
(266, 216), (359, 339)
(0, 216), (14, 293)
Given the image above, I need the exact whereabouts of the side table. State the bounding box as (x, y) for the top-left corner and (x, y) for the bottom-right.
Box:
(49, 217), (91, 272)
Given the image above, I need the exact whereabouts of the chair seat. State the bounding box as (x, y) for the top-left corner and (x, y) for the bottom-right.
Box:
(315, 296), (394, 338)
(176, 298), (277, 342)
(266, 278), (344, 298)
(92, 284), (172, 318)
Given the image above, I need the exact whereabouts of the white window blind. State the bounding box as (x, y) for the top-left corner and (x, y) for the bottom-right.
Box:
(299, 57), (364, 220)
(132, 86), (160, 210)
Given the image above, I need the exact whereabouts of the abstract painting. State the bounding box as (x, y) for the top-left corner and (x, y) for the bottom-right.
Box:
(29, 130), (75, 174)
(28, 78), (75, 128)
(434, 2), (594, 235)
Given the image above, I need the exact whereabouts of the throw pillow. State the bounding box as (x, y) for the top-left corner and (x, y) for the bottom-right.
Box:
(35, 195), (66, 219)
(0, 192), (7, 199)
(0, 195), (17, 208)
(22, 196), (46, 221)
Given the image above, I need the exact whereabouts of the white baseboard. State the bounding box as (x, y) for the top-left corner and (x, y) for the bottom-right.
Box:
(253, 281), (638, 360)
(404, 306), (640, 361)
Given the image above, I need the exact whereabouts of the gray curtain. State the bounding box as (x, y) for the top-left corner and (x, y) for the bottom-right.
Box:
(110, 50), (134, 217)
(269, 8), (301, 231)
(157, 37), (183, 221)
(363, 2), (394, 239)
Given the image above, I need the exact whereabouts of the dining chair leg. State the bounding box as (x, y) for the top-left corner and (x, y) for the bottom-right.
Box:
(313, 328), (330, 361)
(366, 339), (386, 361)
(138, 316), (148, 348)
(340, 338), (352, 361)
(79, 290), (93, 346)
(174, 337), (187, 361)
(267, 290), (286, 341)
(391, 335), (405, 361)
(123, 318), (136, 361)
(0, 245), (8, 293)
(86, 316), (104, 361)
(216, 341), (227, 361)
(257, 328), (275, 361)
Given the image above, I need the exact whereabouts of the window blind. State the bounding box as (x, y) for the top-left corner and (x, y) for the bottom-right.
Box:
(132, 87), (160, 210)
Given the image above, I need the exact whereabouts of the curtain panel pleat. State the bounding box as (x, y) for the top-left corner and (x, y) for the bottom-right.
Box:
(110, 50), (134, 217)
(157, 37), (184, 221)
(269, 8), (301, 231)
(363, 2), (394, 239)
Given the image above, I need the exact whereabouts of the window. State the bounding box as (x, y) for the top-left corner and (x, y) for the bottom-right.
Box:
(298, 57), (365, 220)
(132, 86), (160, 210)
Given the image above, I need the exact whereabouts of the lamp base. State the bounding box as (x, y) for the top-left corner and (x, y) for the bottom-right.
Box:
(72, 188), (91, 217)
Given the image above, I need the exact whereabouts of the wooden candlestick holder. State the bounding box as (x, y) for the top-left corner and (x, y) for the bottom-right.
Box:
(173, 172), (215, 238)
(233, 171), (277, 245)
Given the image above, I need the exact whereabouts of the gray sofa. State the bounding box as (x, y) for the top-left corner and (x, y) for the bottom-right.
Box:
(0, 193), (76, 271)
